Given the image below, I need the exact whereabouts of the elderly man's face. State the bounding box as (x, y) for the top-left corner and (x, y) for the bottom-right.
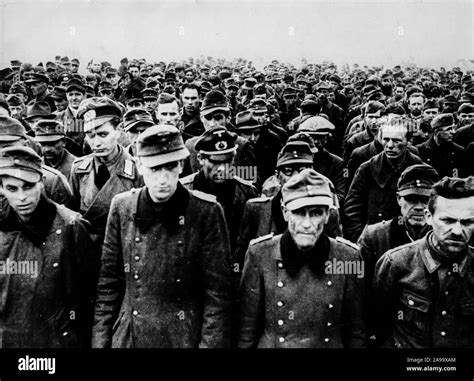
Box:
(408, 96), (424, 117)
(139, 160), (183, 203)
(426, 196), (474, 256)
(29, 81), (47, 97)
(398, 194), (430, 229)
(197, 154), (234, 184)
(284, 205), (329, 252)
(459, 112), (474, 126)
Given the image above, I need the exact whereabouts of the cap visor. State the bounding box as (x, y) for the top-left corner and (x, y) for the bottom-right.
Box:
(0, 167), (41, 183)
(139, 148), (190, 168)
(286, 196), (333, 211)
(398, 188), (432, 197)
(34, 134), (64, 143)
(0, 135), (24, 142)
(200, 106), (229, 116)
(277, 158), (313, 168)
(124, 120), (154, 132)
(84, 116), (115, 132)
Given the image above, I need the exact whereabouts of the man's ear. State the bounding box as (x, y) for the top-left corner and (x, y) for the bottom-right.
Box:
(136, 158), (144, 176)
(396, 193), (403, 208)
(197, 153), (205, 166)
(281, 200), (289, 222)
(425, 208), (433, 227)
(178, 160), (184, 175)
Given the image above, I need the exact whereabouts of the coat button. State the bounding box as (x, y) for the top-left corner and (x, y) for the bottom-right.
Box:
(324, 338), (330, 343)
(327, 281), (332, 286)
(327, 322), (332, 327)
(441, 310), (447, 316)
(277, 320), (284, 326)
(62, 331), (69, 336)
(134, 273), (139, 280)
(440, 331), (446, 337)
(176, 278), (181, 283)
(277, 301), (283, 307)
(134, 255), (140, 261)
(53, 262), (59, 268)
(135, 237), (140, 242)
(445, 291), (449, 295)
(408, 299), (414, 306)
(133, 310), (138, 316)
(279, 337), (285, 343)
(447, 271), (452, 276)
(277, 281), (284, 288)
(328, 304), (333, 309)
(56, 229), (62, 234)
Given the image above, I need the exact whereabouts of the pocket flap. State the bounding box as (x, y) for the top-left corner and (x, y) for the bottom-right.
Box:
(460, 298), (474, 315)
(400, 290), (431, 313)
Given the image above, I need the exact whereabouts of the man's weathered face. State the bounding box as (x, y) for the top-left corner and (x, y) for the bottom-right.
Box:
(129, 67), (140, 79)
(239, 128), (261, 144)
(54, 98), (68, 112)
(66, 90), (85, 110)
(201, 111), (228, 130)
(39, 139), (66, 165)
(8, 104), (25, 117)
(182, 88), (200, 114)
(435, 124), (455, 144)
(394, 86), (404, 98)
(283, 93), (297, 109)
(106, 74), (119, 87)
(71, 62), (79, 73)
(0, 176), (42, 221)
(198, 154), (233, 184)
(284, 205), (329, 252)
(85, 121), (119, 159)
(139, 160), (182, 203)
(364, 111), (381, 136)
(426, 196), (474, 255)
(156, 101), (180, 126)
(0, 107), (10, 117)
(381, 125), (408, 160)
(316, 89), (329, 104)
(408, 96), (424, 117)
(329, 80), (339, 92)
(398, 194), (430, 229)
(458, 112), (474, 126)
(185, 71), (195, 83)
(29, 81), (47, 97)
(423, 108), (439, 119)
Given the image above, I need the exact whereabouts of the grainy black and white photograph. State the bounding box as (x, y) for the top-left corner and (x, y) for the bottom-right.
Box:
(0, 0), (473, 379)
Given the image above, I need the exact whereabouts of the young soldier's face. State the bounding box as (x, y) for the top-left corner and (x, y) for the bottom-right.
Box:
(156, 102), (180, 126)
(139, 160), (183, 203)
(284, 205), (329, 252)
(182, 88), (200, 114)
(426, 196), (474, 255)
(0, 176), (42, 221)
(85, 121), (119, 159)
(67, 90), (85, 110)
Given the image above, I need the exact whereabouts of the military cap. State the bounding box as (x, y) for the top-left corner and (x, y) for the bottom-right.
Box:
(6, 94), (24, 107)
(242, 77), (257, 90)
(459, 92), (474, 104)
(235, 111), (262, 131)
(200, 90), (229, 116)
(458, 103), (474, 114)
(315, 81), (332, 91)
(71, 58), (80, 65)
(25, 102), (56, 121)
(123, 108), (154, 132)
(57, 72), (71, 84)
(66, 78), (86, 94)
(142, 87), (158, 99)
(10, 60), (22, 69)
(298, 115), (335, 136)
(137, 124), (190, 167)
(33, 119), (65, 143)
(45, 61), (57, 70)
(277, 141), (314, 168)
(85, 74), (98, 83)
(283, 74), (294, 84)
(397, 164), (439, 197)
(105, 67), (118, 76)
(0, 116), (27, 141)
(253, 84), (267, 96)
(364, 100), (385, 115)
(0, 146), (43, 183)
(9, 83), (28, 96)
(329, 74), (341, 84)
(60, 56), (70, 64)
(423, 99), (439, 111)
(282, 168), (333, 211)
(164, 71), (178, 83)
(441, 94), (459, 106)
(253, 71), (264, 81)
(449, 82), (462, 90)
(77, 97), (122, 132)
(430, 113), (455, 131)
(249, 98), (267, 112)
(296, 76), (310, 85)
(288, 132), (318, 154)
(195, 127), (238, 160)
(174, 63), (185, 71)
(367, 88), (385, 101)
(25, 67), (49, 84)
(218, 70), (232, 81)
(98, 80), (113, 92)
(282, 87), (298, 97)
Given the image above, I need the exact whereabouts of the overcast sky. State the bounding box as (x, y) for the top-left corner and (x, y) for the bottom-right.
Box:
(0, 0), (472, 70)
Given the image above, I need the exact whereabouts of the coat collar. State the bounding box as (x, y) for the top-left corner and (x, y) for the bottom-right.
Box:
(369, 151), (420, 189)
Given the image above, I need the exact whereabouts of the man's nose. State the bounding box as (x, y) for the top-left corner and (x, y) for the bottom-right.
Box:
(451, 221), (464, 236)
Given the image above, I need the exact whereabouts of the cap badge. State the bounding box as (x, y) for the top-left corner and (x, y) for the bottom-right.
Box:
(416, 180), (421, 186)
(84, 110), (96, 122)
(215, 141), (228, 150)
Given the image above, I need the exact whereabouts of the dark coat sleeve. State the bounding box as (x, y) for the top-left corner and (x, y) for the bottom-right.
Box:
(237, 244), (264, 348)
(344, 165), (370, 242)
(91, 196), (126, 348)
(199, 201), (233, 348)
(233, 200), (259, 270)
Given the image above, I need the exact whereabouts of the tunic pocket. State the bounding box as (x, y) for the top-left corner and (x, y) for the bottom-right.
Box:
(399, 290), (431, 340)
